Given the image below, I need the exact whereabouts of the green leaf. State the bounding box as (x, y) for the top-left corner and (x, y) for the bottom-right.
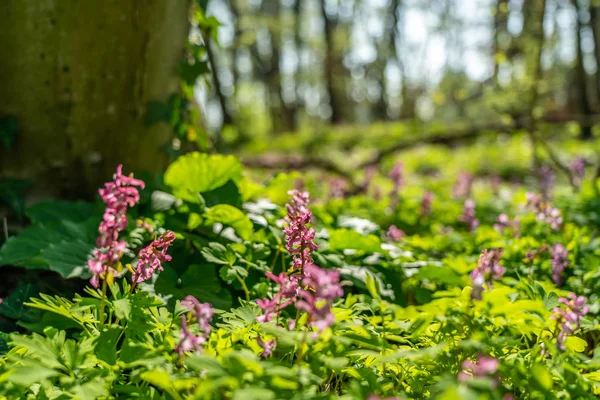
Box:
(71, 380), (110, 400)
(179, 60), (210, 86)
(154, 264), (232, 310)
(144, 101), (171, 126)
(413, 266), (463, 286)
(164, 152), (242, 203)
(7, 364), (58, 386)
(94, 326), (122, 365)
(531, 363), (553, 390)
(566, 336), (587, 352)
(186, 354), (228, 377)
(219, 265), (248, 281)
(206, 205), (253, 241)
(0, 284), (38, 320)
(201, 242), (233, 265)
(232, 388), (275, 400)
(39, 238), (94, 278)
(114, 299), (132, 321)
(202, 180), (242, 208)
(365, 272), (381, 299)
(329, 229), (381, 252)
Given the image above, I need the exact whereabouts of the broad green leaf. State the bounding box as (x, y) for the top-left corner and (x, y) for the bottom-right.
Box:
(202, 179), (242, 208)
(566, 336), (587, 352)
(0, 284), (38, 320)
(201, 242), (234, 265)
(164, 152), (242, 203)
(531, 363), (553, 390)
(94, 327), (122, 365)
(329, 229), (381, 252)
(114, 298), (132, 321)
(206, 205), (253, 241)
(7, 364), (58, 386)
(232, 388), (275, 400)
(26, 200), (97, 224)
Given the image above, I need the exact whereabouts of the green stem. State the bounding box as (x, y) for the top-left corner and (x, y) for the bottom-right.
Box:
(99, 278), (108, 330)
(296, 329), (309, 366)
(236, 275), (251, 301)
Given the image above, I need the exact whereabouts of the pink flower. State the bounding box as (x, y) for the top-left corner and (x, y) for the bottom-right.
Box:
(296, 264), (344, 332)
(493, 213), (520, 235)
(283, 190), (318, 271)
(386, 225), (405, 242)
(88, 165), (144, 288)
(419, 191), (433, 217)
(452, 171), (474, 199)
(388, 162), (404, 208)
(175, 296), (214, 355)
(470, 248), (505, 300)
(552, 293), (588, 350)
(525, 193), (563, 231)
(458, 199), (479, 232)
(256, 336), (276, 358)
(537, 165), (555, 199)
(458, 355), (500, 387)
(328, 178), (346, 199)
(570, 157), (586, 186)
(132, 231), (176, 283)
(551, 244), (568, 286)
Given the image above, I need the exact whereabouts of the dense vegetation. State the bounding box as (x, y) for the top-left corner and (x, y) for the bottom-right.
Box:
(0, 133), (599, 399)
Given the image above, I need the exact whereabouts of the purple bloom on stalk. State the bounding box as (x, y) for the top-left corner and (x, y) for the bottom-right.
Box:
(88, 165), (145, 288)
(537, 165), (555, 200)
(493, 213), (520, 235)
(328, 178), (346, 199)
(470, 248), (505, 300)
(420, 191), (433, 217)
(256, 336), (276, 358)
(551, 244), (568, 286)
(175, 296), (214, 355)
(452, 171), (474, 199)
(552, 293), (589, 350)
(386, 225), (405, 242)
(458, 355), (500, 387)
(525, 192), (563, 231)
(132, 231), (176, 283)
(283, 190), (318, 271)
(570, 157), (586, 186)
(388, 162), (404, 208)
(459, 199), (479, 232)
(296, 264), (344, 332)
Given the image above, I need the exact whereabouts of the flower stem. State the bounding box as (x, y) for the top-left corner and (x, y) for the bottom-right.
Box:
(99, 278), (108, 330)
(236, 275), (250, 301)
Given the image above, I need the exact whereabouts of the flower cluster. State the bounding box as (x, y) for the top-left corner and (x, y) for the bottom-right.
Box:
(551, 244), (568, 286)
(525, 192), (563, 230)
(552, 293), (588, 350)
(538, 165), (555, 199)
(256, 336), (276, 358)
(296, 264), (344, 332)
(175, 295), (214, 355)
(328, 178), (346, 199)
(570, 157), (585, 186)
(452, 171), (474, 198)
(88, 165), (145, 288)
(459, 199), (479, 232)
(386, 225), (405, 242)
(257, 190), (343, 334)
(283, 190), (317, 271)
(493, 213), (520, 235)
(132, 231), (176, 283)
(420, 191), (433, 217)
(470, 248), (505, 300)
(458, 355), (499, 387)
(389, 162), (404, 208)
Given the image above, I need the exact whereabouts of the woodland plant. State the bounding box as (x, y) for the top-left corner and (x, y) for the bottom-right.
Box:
(0, 152), (599, 399)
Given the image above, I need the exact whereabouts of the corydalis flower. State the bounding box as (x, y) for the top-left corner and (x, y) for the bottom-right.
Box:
(570, 157), (585, 186)
(283, 190), (318, 271)
(88, 165), (145, 288)
(493, 213), (520, 235)
(525, 192), (563, 231)
(328, 178), (346, 199)
(459, 199), (479, 232)
(296, 264), (344, 332)
(551, 244), (568, 286)
(256, 272), (299, 323)
(132, 231), (176, 283)
(552, 293), (589, 350)
(452, 171), (474, 199)
(420, 191), (433, 217)
(389, 162), (404, 208)
(458, 355), (500, 387)
(471, 248), (505, 300)
(256, 336), (276, 358)
(537, 165), (555, 200)
(386, 225), (405, 242)
(175, 296), (214, 355)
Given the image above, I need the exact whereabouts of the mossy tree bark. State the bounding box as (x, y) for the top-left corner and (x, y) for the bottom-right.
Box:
(0, 0), (190, 198)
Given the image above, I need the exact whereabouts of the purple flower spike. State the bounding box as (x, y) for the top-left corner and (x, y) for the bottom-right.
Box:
(552, 293), (588, 350)
(470, 248), (505, 300)
(459, 199), (479, 232)
(132, 231), (176, 283)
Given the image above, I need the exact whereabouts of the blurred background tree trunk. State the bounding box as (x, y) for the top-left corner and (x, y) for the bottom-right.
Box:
(0, 0), (190, 198)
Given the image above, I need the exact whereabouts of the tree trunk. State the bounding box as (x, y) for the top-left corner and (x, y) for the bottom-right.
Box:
(575, 0), (593, 140)
(0, 0), (190, 199)
(590, 5), (600, 109)
(320, 0), (344, 124)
